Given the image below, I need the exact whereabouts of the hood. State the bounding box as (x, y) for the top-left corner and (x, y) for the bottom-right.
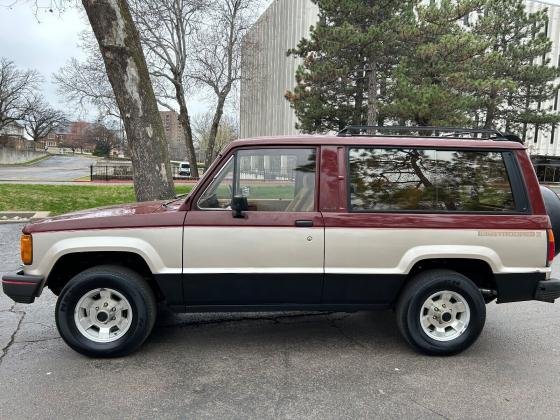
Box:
(23, 199), (186, 234)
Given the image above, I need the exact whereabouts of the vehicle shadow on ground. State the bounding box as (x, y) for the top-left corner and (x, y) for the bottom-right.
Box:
(145, 306), (410, 354)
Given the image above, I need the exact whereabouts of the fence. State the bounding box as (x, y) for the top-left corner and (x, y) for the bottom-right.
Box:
(239, 168), (297, 181)
(90, 164), (200, 181)
(93, 161), (555, 183)
(534, 164), (560, 184)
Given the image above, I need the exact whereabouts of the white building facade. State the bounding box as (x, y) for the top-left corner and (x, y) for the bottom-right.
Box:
(240, 0), (319, 139)
(0, 121), (25, 139)
(240, 0), (560, 157)
(524, 0), (560, 157)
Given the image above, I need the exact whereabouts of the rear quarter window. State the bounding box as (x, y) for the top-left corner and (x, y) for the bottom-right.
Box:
(348, 148), (518, 213)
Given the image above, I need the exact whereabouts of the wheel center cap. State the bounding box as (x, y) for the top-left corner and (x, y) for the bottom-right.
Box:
(96, 311), (109, 323)
(441, 312), (452, 323)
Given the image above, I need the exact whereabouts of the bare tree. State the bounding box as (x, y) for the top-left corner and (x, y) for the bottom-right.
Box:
(81, 0), (175, 201)
(23, 95), (68, 142)
(54, 33), (120, 120)
(192, 111), (238, 162)
(191, 0), (260, 168)
(129, 0), (206, 178)
(0, 58), (41, 131)
(84, 122), (118, 157)
(55, 0), (260, 177)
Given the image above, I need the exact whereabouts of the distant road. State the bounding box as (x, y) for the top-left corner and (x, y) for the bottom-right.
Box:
(0, 155), (98, 182)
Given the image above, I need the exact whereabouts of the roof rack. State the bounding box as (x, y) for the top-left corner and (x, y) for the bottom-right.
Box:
(337, 125), (522, 142)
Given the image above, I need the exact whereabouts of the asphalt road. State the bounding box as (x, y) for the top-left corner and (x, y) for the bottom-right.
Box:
(0, 155), (97, 182)
(1, 223), (560, 419)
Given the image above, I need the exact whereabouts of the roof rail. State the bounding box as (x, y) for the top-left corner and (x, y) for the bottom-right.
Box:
(336, 125), (520, 141)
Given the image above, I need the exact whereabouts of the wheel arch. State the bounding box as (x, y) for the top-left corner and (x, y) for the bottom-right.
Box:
(46, 251), (165, 300)
(405, 258), (496, 291)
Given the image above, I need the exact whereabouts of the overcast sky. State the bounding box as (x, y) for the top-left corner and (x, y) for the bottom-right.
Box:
(0, 1), (213, 119)
(0, 4), (87, 115)
(0, 0), (559, 120)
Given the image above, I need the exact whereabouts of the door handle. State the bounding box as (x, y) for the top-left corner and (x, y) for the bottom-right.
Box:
(295, 220), (314, 227)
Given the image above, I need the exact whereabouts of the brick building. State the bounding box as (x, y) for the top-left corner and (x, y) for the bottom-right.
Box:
(160, 110), (187, 161)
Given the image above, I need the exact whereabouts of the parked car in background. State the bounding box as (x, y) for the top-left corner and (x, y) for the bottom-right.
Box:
(177, 161), (191, 178)
(3, 126), (560, 358)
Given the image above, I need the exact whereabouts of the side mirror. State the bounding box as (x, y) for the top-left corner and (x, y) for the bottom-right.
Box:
(231, 195), (248, 218)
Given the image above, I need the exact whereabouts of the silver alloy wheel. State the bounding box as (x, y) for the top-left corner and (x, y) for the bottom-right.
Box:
(419, 290), (471, 342)
(74, 288), (133, 343)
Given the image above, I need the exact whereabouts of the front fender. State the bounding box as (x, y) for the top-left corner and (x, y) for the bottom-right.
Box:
(24, 227), (183, 278)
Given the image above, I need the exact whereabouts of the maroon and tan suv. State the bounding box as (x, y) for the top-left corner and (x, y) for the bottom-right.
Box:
(3, 126), (560, 357)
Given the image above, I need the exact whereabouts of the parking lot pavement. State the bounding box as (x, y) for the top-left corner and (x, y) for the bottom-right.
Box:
(1, 221), (560, 419)
(0, 155), (97, 182)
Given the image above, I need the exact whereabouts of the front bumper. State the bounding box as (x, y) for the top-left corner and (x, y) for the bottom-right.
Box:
(1, 271), (44, 303)
(534, 278), (560, 303)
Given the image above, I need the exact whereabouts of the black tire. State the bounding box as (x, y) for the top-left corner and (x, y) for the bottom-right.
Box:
(55, 265), (157, 358)
(396, 269), (486, 356)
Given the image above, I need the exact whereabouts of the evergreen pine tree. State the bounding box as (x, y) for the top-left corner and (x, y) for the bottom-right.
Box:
(285, 0), (415, 133)
(469, 0), (560, 139)
(386, 0), (485, 126)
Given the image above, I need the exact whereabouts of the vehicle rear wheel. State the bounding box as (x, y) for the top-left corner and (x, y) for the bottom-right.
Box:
(55, 265), (156, 357)
(396, 269), (486, 356)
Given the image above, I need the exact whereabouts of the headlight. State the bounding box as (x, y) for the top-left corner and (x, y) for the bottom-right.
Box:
(21, 234), (33, 265)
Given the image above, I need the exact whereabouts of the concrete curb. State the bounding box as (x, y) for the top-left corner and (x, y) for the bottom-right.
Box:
(0, 211), (51, 224)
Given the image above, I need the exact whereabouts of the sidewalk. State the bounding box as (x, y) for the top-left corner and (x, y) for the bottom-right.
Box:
(0, 179), (199, 185)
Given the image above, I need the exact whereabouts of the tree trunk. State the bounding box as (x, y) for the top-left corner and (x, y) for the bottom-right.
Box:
(353, 67), (365, 125)
(367, 59), (379, 127)
(484, 90), (497, 129)
(82, 0), (175, 201)
(205, 93), (228, 168)
(174, 78), (199, 178)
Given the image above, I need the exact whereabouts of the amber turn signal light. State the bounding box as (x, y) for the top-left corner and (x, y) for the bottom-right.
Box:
(20, 234), (33, 265)
(548, 229), (555, 267)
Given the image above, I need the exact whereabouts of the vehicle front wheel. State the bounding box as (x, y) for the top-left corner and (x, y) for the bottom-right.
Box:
(55, 265), (157, 357)
(396, 269), (486, 356)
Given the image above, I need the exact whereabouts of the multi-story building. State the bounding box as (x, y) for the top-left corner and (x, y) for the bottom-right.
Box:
(240, 0), (319, 139)
(240, 0), (560, 159)
(160, 110), (187, 161)
(524, 0), (560, 158)
(0, 121), (34, 152)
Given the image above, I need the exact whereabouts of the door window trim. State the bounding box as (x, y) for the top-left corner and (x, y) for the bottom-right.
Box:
(196, 155), (235, 211)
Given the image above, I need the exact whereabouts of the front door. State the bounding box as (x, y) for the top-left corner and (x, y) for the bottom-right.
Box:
(183, 147), (324, 306)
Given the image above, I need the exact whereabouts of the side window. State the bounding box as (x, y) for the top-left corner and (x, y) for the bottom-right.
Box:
(348, 148), (516, 212)
(197, 148), (317, 212)
(434, 150), (516, 212)
(348, 148), (438, 211)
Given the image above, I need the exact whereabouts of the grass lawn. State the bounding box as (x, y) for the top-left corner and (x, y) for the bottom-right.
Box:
(0, 184), (192, 216)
